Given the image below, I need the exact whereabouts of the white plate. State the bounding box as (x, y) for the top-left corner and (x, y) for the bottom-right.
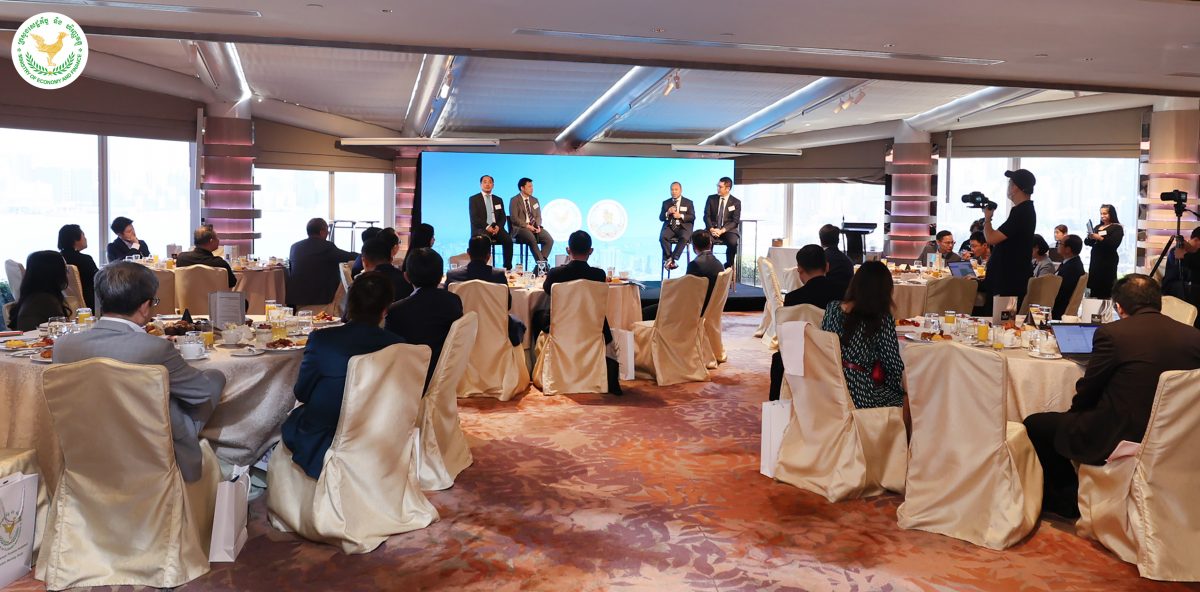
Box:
(312, 317), (341, 326)
(158, 314), (183, 322)
(30, 356), (53, 364)
(904, 334), (936, 343)
(1028, 351), (1063, 360)
(0, 342), (51, 351)
(231, 347), (266, 357)
(265, 345), (305, 352)
(180, 353), (211, 361)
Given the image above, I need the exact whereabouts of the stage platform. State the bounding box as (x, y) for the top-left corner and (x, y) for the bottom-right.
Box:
(636, 280), (765, 313)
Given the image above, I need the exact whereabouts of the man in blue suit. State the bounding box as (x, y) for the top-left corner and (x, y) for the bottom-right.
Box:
(1052, 234), (1086, 320)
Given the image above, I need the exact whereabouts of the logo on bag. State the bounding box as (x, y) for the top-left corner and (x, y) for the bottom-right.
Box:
(11, 12), (89, 89)
(0, 496), (22, 550)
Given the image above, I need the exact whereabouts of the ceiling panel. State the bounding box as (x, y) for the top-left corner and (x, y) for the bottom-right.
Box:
(88, 35), (195, 75)
(768, 80), (984, 135)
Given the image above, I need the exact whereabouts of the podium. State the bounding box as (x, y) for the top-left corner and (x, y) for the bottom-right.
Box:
(841, 223), (877, 264)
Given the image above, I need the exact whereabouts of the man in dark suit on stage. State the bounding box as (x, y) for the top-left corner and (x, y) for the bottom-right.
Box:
(703, 176), (741, 269)
(768, 245), (845, 401)
(1023, 274), (1200, 518)
(468, 174), (514, 269)
(176, 227), (237, 288)
(509, 177), (554, 264)
(287, 218), (357, 309)
(659, 181), (696, 270)
(1052, 234), (1086, 320)
(819, 224), (854, 297)
(445, 234), (507, 287)
(385, 247), (464, 388)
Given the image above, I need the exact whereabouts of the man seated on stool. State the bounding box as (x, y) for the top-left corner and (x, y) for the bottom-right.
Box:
(385, 248), (463, 389)
(360, 236), (411, 302)
(176, 226), (236, 288)
(468, 175), (514, 270)
(659, 181), (695, 270)
(1052, 234), (1085, 320)
(643, 229), (723, 321)
(510, 177), (554, 265)
(768, 245), (846, 401)
(1023, 275), (1200, 518)
(54, 262), (225, 482)
(819, 224), (854, 297)
(703, 176), (741, 269)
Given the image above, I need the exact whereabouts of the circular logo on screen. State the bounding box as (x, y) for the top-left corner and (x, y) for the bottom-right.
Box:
(586, 199), (628, 242)
(11, 12), (88, 89)
(540, 199), (583, 241)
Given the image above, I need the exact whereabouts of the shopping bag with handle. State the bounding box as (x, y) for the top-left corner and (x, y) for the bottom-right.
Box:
(0, 472), (37, 588)
(209, 465), (251, 562)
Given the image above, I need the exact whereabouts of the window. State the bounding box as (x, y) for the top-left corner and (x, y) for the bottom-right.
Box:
(107, 136), (192, 260)
(936, 157), (1011, 253)
(791, 183), (885, 251)
(739, 184), (787, 267)
(0, 128), (99, 267)
(254, 168), (330, 259)
(332, 172), (388, 252)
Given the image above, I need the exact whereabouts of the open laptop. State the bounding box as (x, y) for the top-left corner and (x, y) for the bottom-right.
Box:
(1051, 323), (1100, 362)
(948, 261), (976, 279)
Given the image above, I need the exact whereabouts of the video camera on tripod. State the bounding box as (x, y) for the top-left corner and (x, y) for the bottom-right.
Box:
(1150, 189), (1197, 277)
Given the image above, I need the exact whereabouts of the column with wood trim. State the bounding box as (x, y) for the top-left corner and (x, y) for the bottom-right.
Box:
(200, 115), (261, 256)
(884, 142), (937, 261)
(1139, 99), (1200, 275)
(393, 149), (419, 261)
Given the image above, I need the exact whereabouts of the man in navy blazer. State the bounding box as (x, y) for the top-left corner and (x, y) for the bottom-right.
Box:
(281, 273), (405, 478)
(386, 248), (464, 388)
(1053, 234), (1086, 319)
(288, 218), (357, 308)
(445, 234), (507, 287)
(703, 177), (741, 268)
(467, 175), (514, 269)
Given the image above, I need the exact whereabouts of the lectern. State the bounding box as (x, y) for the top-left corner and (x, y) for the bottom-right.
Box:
(841, 223), (877, 264)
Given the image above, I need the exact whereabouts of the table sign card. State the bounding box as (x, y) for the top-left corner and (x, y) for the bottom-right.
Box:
(209, 292), (246, 329)
(992, 296), (1018, 325)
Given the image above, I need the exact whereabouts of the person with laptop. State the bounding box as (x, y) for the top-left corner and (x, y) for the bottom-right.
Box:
(1022, 274), (1200, 518)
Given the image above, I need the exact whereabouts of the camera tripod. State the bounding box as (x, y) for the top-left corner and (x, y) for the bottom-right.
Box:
(1148, 198), (1200, 278)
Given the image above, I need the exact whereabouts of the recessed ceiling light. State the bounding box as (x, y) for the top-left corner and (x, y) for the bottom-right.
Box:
(883, 43), (895, 48)
(652, 27), (666, 33)
(306, 2), (323, 7)
(381, 8), (392, 12)
(1034, 53), (1049, 58)
(719, 32), (735, 37)
(0, 0), (261, 16)
(1081, 57), (1094, 62)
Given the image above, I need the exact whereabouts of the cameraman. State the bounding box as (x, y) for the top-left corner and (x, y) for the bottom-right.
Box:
(1172, 227), (1200, 327)
(982, 169), (1037, 305)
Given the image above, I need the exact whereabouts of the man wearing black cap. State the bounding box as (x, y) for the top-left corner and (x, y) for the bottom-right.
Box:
(983, 169), (1037, 307)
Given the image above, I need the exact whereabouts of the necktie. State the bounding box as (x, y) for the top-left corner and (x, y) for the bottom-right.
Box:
(525, 198), (532, 226)
(484, 194), (495, 226)
(717, 197), (726, 227)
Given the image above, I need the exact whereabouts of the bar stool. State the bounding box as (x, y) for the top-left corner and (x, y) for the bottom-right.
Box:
(711, 241), (740, 291)
(660, 239), (693, 280)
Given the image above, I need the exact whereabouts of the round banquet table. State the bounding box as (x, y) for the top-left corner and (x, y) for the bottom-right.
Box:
(509, 282), (642, 348)
(0, 341), (302, 493)
(149, 266), (287, 315)
(892, 283), (929, 319)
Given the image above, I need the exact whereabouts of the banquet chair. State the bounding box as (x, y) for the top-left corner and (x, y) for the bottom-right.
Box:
(660, 238), (692, 280)
(450, 280), (529, 400)
(773, 323), (907, 502)
(754, 257), (785, 343)
(4, 259), (24, 298)
(339, 261), (354, 291)
(633, 274), (709, 386)
(175, 264), (230, 315)
(150, 268), (177, 316)
(1077, 369), (1200, 581)
(63, 264), (85, 315)
(0, 448), (49, 562)
(700, 268), (734, 369)
(1161, 295), (1198, 326)
(448, 252), (472, 269)
(268, 343), (438, 554)
(922, 276), (977, 315)
(418, 313), (478, 491)
(532, 279), (609, 395)
(898, 342), (1042, 550)
(1062, 272), (1089, 319)
(3, 301), (15, 331)
(772, 304), (826, 400)
(1019, 274), (1063, 315)
(37, 359), (221, 589)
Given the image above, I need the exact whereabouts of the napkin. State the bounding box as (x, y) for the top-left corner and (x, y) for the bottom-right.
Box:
(778, 321), (808, 377)
(1106, 440), (1141, 463)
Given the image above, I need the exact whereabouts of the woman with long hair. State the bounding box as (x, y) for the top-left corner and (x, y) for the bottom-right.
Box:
(1085, 204), (1124, 299)
(402, 223), (435, 272)
(10, 250), (71, 331)
(820, 261), (906, 409)
(58, 223), (99, 309)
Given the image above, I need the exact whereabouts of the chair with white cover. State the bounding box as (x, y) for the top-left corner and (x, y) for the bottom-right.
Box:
(1161, 295), (1197, 326)
(37, 359), (221, 589)
(268, 343), (438, 554)
(772, 304), (826, 400)
(4, 259), (24, 298)
(450, 280), (529, 400)
(417, 313), (478, 491)
(447, 252), (472, 269)
(63, 264), (85, 315)
(174, 264), (229, 315)
(1063, 273), (1089, 319)
(897, 342), (1042, 549)
(532, 279), (609, 395)
(633, 274), (709, 386)
(922, 276), (977, 315)
(773, 322), (907, 502)
(701, 268), (734, 368)
(754, 257), (785, 343)
(3, 301), (15, 331)
(1019, 274), (1063, 315)
(1077, 369), (1200, 582)
(339, 261), (354, 292)
(150, 268), (177, 316)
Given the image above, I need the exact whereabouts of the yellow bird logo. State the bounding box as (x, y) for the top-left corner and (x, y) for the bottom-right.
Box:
(30, 31), (68, 67)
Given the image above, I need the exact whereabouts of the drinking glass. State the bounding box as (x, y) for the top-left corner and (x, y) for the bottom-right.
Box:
(271, 320), (288, 341)
(264, 300), (277, 318)
(537, 260), (549, 277)
(923, 312), (940, 332)
(48, 316), (67, 339)
(196, 319), (214, 349)
(297, 310), (314, 335)
(180, 331), (205, 359)
(75, 308), (92, 323)
(606, 266), (616, 281)
(514, 263), (524, 276)
(1030, 305), (1046, 328)
(976, 322), (990, 343)
(943, 311), (956, 328)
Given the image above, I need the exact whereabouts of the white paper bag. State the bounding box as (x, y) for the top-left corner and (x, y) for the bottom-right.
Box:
(209, 466), (251, 563)
(609, 329), (635, 381)
(760, 400), (792, 478)
(0, 472), (37, 589)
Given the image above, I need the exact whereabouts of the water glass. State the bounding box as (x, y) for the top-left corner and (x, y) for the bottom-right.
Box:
(923, 312), (940, 332)
(297, 310), (314, 335)
(47, 316), (67, 338)
(264, 300), (277, 318)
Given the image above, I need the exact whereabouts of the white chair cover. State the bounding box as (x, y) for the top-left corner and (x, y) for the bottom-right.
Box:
(4, 259), (24, 299)
(773, 323), (907, 502)
(755, 257), (785, 343)
(1077, 369), (1200, 581)
(150, 268), (177, 316)
(339, 261), (353, 291)
(633, 274), (709, 386)
(268, 343), (438, 554)
(1064, 273), (1089, 318)
(417, 313), (478, 491)
(1161, 295), (1198, 326)
(532, 280), (609, 395)
(450, 280), (529, 400)
(63, 264), (85, 315)
(1019, 274), (1063, 315)
(701, 268), (734, 368)
(174, 264), (229, 315)
(898, 342), (1042, 550)
(772, 304), (826, 400)
(923, 276), (977, 315)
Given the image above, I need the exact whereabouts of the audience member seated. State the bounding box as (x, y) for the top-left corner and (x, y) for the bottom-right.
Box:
(280, 272), (405, 478)
(57, 223), (98, 309)
(360, 237), (412, 301)
(768, 244), (849, 401)
(1023, 275), (1200, 518)
(350, 226), (384, 277)
(819, 224), (853, 297)
(929, 230), (963, 265)
(445, 234), (506, 287)
(402, 223), (436, 273)
(53, 262), (225, 482)
(969, 232), (990, 264)
(644, 229), (723, 320)
(1031, 234), (1055, 278)
(385, 247), (463, 388)
(1052, 234), (1086, 319)
(10, 250), (72, 331)
(821, 261), (906, 410)
(106, 216), (151, 262)
(1049, 224), (1068, 263)
(287, 218), (357, 309)
(176, 227), (237, 288)
(958, 218), (985, 258)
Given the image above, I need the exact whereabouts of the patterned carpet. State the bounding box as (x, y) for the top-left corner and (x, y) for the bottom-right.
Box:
(11, 313), (1200, 591)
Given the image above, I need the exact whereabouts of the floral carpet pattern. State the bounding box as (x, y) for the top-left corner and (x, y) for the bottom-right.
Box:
(11, 313), (1199, 591)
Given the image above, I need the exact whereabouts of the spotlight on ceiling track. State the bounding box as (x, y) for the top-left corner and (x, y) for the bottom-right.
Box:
(663, 69), (682, 96)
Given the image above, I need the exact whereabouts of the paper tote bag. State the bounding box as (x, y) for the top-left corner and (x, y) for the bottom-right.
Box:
(209, 467), (251, 563)
(760, 400), (791, 478)
(0, 472), (37, 588)
(611, 329), (636, 381)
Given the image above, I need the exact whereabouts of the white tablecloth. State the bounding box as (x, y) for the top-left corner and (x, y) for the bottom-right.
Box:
(510, 283), (642, 348)
(893, 283), (929, 319)
(150, 266), (288, 315)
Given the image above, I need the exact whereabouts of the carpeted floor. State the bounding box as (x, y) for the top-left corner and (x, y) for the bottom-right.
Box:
(11, 313), (1200, 591)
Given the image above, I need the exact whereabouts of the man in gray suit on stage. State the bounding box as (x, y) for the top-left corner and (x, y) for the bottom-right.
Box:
(509, 177), (554, 264)
(53, 262), (226, 482)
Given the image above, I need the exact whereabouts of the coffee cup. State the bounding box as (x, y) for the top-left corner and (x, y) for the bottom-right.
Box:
(180, 342), (205, 360)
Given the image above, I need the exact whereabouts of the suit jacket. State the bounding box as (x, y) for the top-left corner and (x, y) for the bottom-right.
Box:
(1032, 257), (1056, 279)
(687, 250), (724, 312)
(1056, 309), (1200, 465)
(542, 259), (611, 342)
(287, 237), (356, 308)
(783, 275), (843, 309)
(12, 292), (70, 332)
(703, 194), (741, 234)
(1053, 256), (1086, 319)
(176, 247), (237, 288)
(370, 262), (413, 301)
(53, 318), (225, 481)
(280, 321), (404, 478)
(660, 197), (696, 232)
(445, 261), (506, 287)
(385, 288), (464, 387)
(468, 193), (508, 236)
(824, 246), (854, 296)
(106, 237), (150, 262)
(509, 194), (543, 231)
(61, 248), (99, 309)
